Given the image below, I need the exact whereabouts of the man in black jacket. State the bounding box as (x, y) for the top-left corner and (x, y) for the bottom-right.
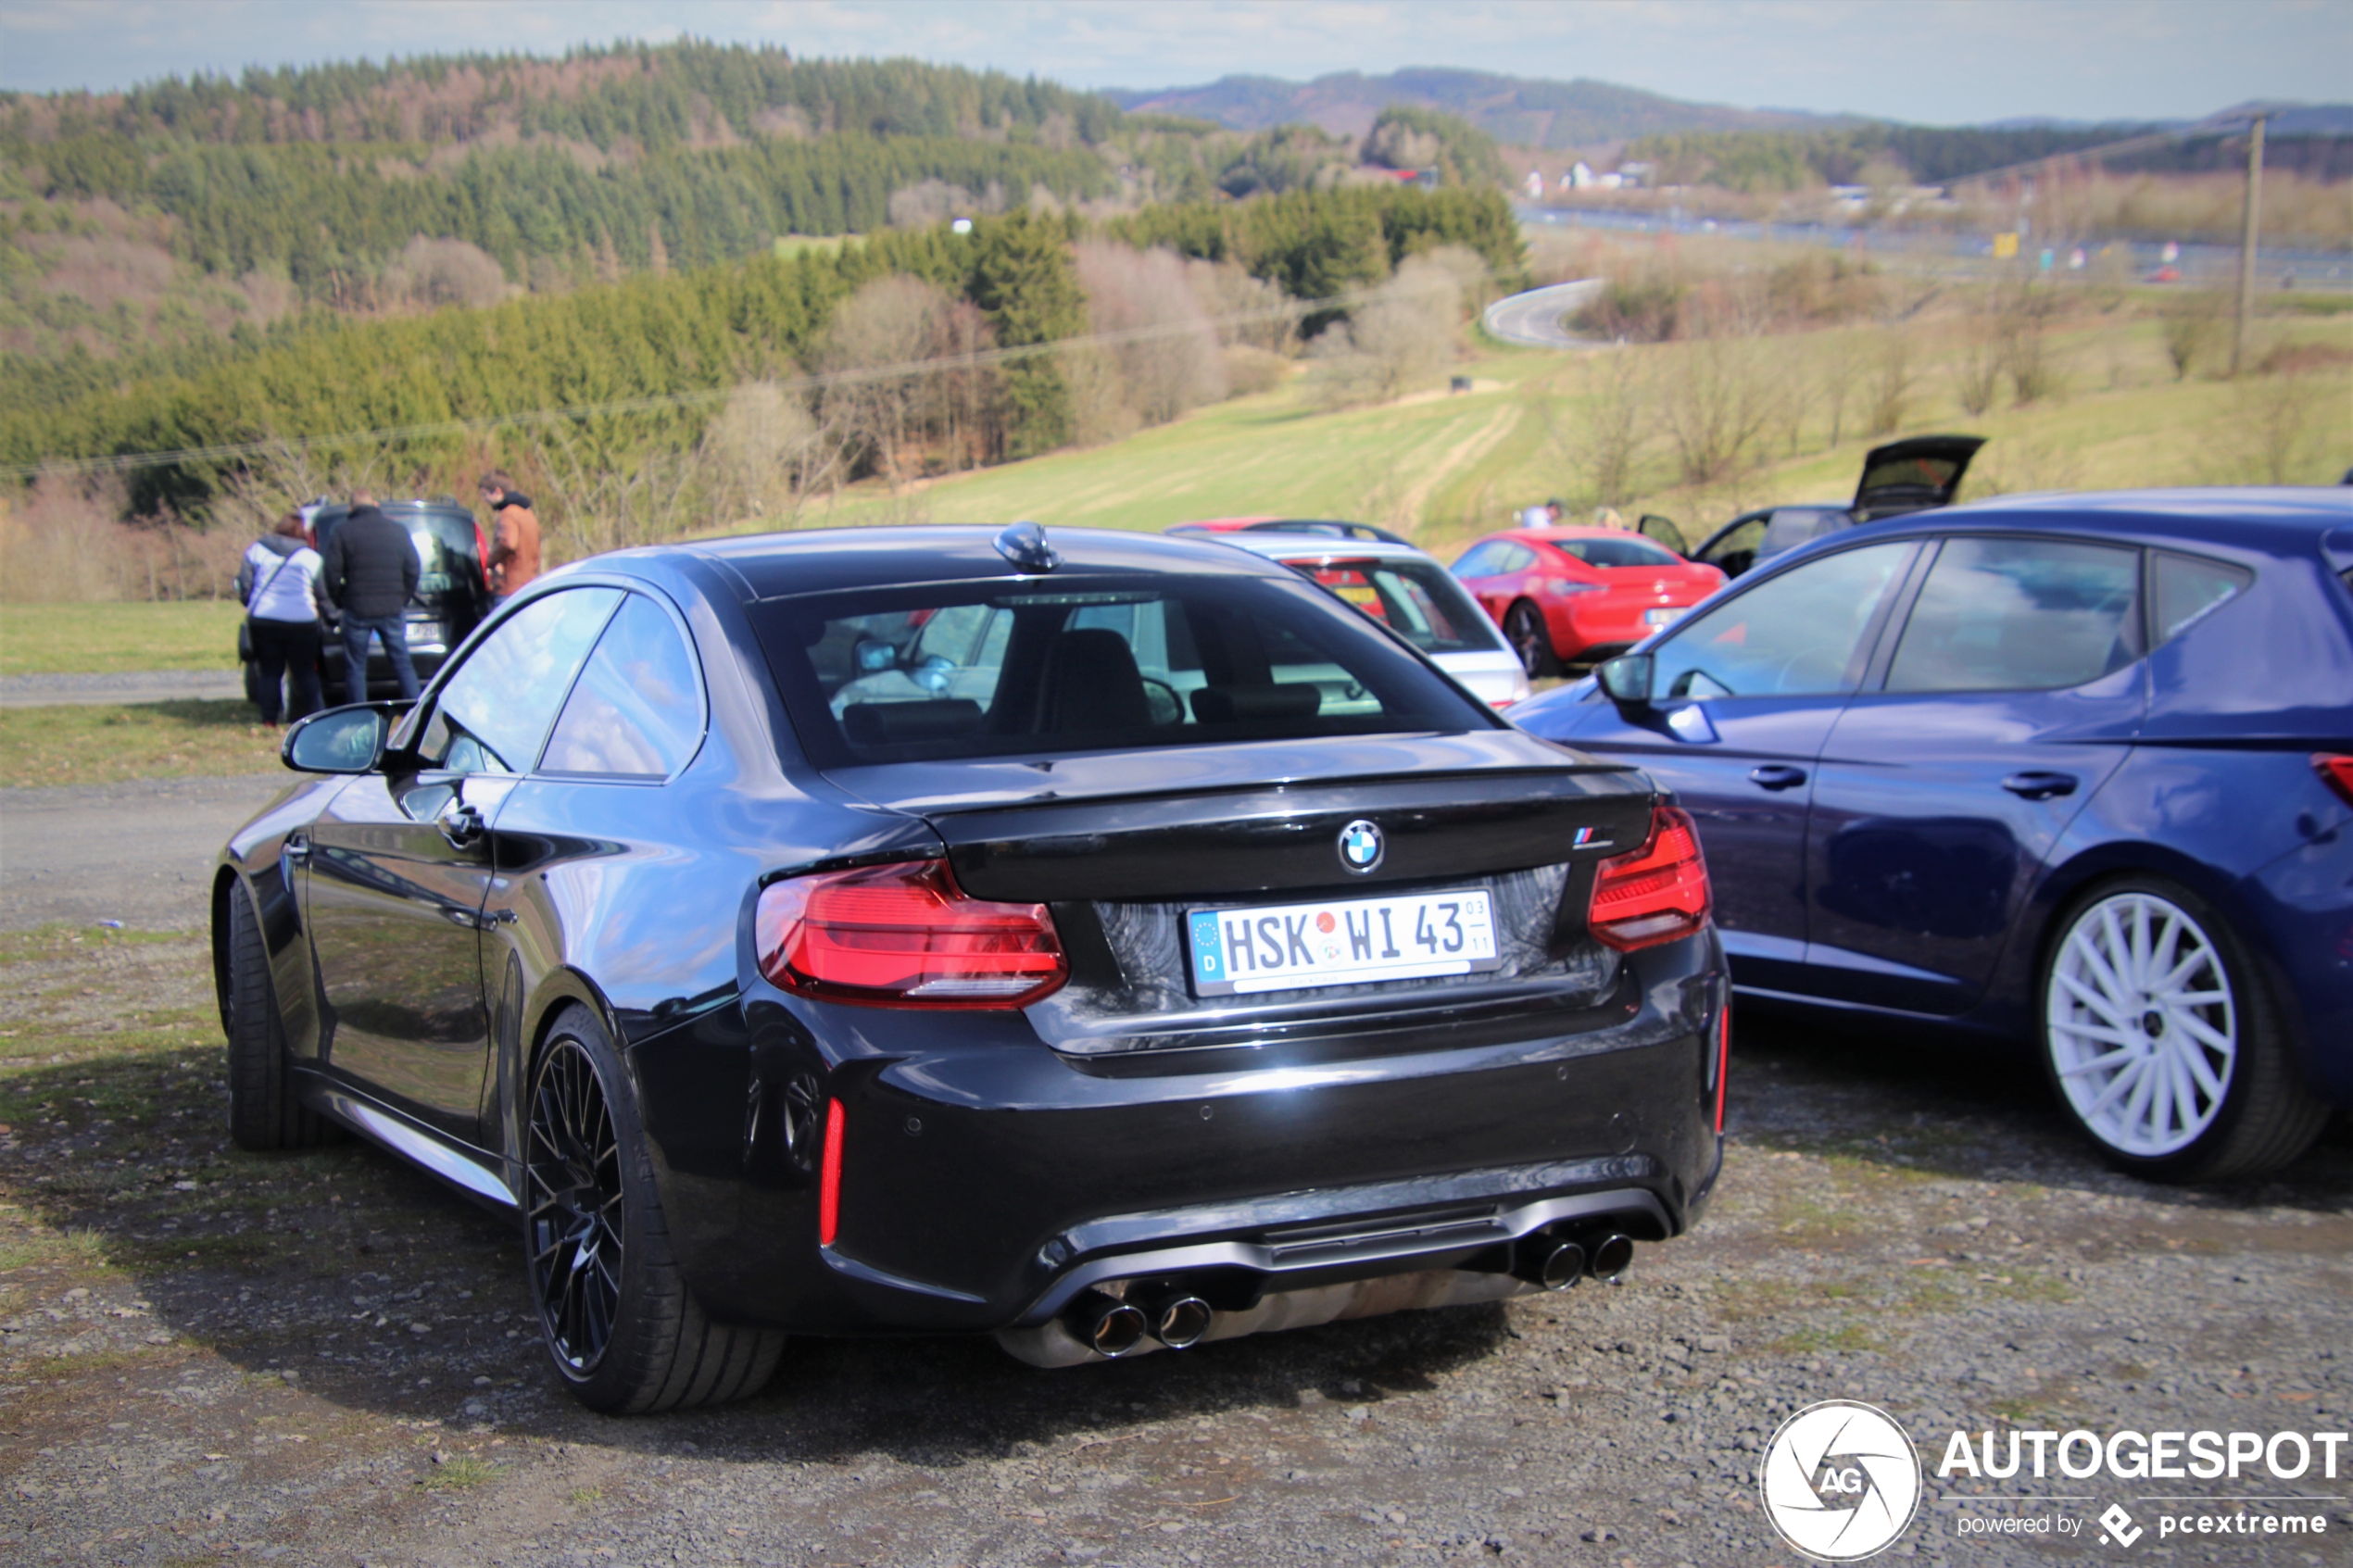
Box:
(321, 490), (422, 705)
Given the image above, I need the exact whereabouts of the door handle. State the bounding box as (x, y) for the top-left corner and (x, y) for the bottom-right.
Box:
(438, 800), (486, 849)
(1748, 765), (1808, 791)
(2002, 771), (2079, 801)
(283, 833), (310, 863)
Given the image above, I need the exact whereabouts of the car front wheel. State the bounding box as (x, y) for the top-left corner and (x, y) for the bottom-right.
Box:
(222, 884), (338, 1150)
(523, 1004), (786, 1412)
(2040, 878), (2325, 1182)
(1504, 600), (1559, 678)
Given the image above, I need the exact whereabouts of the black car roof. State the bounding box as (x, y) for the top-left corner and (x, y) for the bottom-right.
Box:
(1822, 487), (2353, 565)
(678, 525), (1301, 601)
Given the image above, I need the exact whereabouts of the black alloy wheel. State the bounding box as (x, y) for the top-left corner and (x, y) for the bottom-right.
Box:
(526, 1036), (624, 1375)
(521, 1005), (786, 1412)
(220, 883), (338, 1150)
(1504, 600), (1560, 678)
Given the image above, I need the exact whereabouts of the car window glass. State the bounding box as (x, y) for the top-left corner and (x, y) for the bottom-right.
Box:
(1297, 558), (1501, 654)
(1698, 518), (1767, 567)
(1757, 508), (1846, 559)
(1885, 537), (2141, 694)
(419, 588), (622, 773)
(759, 572), (1492, 765)
(1650, 543), (1911, 699)
(1451, 542), (1499, 577)
(540, 594), (705, 778)
(1493, 543), (1537, 572)
(2151, 552), (2253, 646)
(1552, 537), (1681, 569)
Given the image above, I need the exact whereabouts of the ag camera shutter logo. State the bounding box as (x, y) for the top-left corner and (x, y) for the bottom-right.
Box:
(1760, 1399), (1923, 1561)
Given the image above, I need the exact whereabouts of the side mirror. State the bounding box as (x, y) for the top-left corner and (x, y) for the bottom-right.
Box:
(283, 705), (390, 774)
(1596, 653), (1655, 710)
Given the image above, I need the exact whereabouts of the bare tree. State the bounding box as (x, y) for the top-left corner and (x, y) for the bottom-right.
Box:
(1074, 243), (1226, 431)
(1579, 348), (1651, 508)
(1659, 325), (1772, 486)
(703, 382), (822, 527)
(1998, 282), (2064, 405)
(1865, 329), (1916, 437)
(2161, 290), (2227, 382)
(814, 274), (960, 489)
(1308, 253), (1463, 408)
(1950, 301), (2006, 417)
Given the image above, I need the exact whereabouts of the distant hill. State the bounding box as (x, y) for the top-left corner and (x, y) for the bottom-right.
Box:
(1103, 69), (1839, 149)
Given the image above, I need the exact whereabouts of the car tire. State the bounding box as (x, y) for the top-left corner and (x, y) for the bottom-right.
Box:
(223, 884), (338, 1151)
(2038, 876), (2326, 1182)
(1504, 600), (1559, 679)
(523, 1003), (786, 1413)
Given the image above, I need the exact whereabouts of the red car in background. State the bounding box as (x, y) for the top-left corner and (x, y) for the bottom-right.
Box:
(1451, 527), (1726, 676)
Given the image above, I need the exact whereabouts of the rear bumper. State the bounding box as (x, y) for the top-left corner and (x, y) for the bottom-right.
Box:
(641, 927), (1726, 1337)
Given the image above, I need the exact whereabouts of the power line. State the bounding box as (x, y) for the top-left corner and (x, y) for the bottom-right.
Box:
(2, 271), (1476, 484)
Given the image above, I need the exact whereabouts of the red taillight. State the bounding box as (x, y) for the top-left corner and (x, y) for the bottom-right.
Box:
(2318, 754), (2353, 809)
(817, 1098), (844, 1247)
(1588, 805), (1712, 951)
(755, 859), (1067, 1008)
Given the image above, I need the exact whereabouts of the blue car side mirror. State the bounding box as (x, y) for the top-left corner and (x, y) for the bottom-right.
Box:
(1597, 653), (1655, 710)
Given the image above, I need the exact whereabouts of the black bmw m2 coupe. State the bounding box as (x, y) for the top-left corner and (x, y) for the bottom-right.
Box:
(213, 523), (1726, 1412)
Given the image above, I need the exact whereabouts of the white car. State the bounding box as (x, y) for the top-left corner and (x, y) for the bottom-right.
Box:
(1203, 530), (1532, 709)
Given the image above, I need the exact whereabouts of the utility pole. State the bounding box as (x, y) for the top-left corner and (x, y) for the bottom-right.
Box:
(2233, 114), (2267, 377)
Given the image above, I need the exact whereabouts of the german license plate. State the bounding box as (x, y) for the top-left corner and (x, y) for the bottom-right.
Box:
(1643, 607), (1687, 627)
(1186, 888), (1500, 997)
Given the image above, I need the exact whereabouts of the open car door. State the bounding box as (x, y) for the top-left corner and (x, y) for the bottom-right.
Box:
(1852, 435), (1985, 521)
(1636, 514), (1690, 557)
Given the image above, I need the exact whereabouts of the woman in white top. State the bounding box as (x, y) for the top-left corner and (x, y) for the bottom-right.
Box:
(241, 511), (328, 726)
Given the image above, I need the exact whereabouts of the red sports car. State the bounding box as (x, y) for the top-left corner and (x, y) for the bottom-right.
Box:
(1450, 527), (1726, 676)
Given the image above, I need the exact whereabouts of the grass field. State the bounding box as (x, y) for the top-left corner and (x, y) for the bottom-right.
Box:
(0, 698), (280, 786)
(0, 601), (244, 677)
(778, 303), (2353, 562)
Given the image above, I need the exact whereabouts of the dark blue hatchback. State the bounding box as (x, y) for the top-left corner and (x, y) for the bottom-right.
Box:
(1513, 488), (2353, 1181)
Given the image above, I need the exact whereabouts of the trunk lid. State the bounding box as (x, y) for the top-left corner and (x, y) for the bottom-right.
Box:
(820, 731), (1657, 1057)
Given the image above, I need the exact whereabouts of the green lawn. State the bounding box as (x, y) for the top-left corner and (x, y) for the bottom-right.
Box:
(0, 600), (245, 676)
(0, 698), (281, 786)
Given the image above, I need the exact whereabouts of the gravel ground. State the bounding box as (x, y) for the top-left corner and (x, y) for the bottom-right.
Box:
(0, 925), (2347, 1567)
(0, 672), (246, 709)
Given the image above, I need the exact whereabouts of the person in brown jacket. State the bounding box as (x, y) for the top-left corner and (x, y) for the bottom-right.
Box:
(478, 470), (543, 603)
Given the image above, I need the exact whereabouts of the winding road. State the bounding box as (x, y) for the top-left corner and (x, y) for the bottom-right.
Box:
(1479, 278), (1605, 349)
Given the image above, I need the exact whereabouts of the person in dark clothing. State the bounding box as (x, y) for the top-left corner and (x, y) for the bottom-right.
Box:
(321, 489), (422, 706)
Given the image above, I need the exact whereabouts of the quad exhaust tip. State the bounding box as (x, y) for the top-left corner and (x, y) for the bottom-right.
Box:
(1515, 1228), (1637, 1289)
(1151, 1295), (1214, 1349)
(1071, 1291), (1148, 1357)
(1515, 1237), (1587, 1291)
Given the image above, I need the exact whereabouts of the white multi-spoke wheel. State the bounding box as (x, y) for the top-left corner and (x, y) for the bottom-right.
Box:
(2040, 879), (2325, 1182)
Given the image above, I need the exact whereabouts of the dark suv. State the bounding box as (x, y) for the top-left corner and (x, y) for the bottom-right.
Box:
(242, 499), (492, 709)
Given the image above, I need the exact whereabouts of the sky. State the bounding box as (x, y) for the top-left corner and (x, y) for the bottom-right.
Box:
(0, 0), (2343, 126)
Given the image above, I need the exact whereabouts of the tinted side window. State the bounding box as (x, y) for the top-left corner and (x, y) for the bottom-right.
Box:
(1453, 543), (1500, 577)
(541, 594), (705, 778)
(1885, 537), (2140, 694)
(1697, 518), (1767, 569)
(1493, 543), (1537, 572)
(2151, 551), (2253, 646)
(1651, 543), (1911, 698)
(419, 588), (622, 773)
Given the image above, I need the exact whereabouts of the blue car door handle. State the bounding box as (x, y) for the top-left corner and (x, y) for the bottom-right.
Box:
(2002, 771), (2079, 800)
(1749, 765), (1807, 791)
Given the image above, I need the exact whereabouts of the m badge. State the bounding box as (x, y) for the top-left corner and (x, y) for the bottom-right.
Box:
(1337, 820), (1384, 874)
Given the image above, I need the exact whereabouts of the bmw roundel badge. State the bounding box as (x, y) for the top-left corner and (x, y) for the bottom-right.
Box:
(1337, 819), (1384, 874)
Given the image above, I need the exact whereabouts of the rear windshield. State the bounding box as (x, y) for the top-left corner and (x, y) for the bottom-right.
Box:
(1284, 556), (1505, 656)
(1553, 536), (1681, 569)
(753, 572), (1498, 766)
(317, 509), (482, 596)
